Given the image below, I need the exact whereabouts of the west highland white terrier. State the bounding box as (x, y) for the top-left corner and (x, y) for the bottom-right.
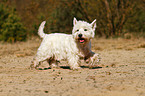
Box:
(30, 17), (100, 70)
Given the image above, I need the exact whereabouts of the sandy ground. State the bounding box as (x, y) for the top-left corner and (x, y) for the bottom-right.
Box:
(0, 37), (145, 96)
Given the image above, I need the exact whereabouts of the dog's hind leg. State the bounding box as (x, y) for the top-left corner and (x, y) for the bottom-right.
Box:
(30, 56), (50, 70)
(47, 57), (60, 69)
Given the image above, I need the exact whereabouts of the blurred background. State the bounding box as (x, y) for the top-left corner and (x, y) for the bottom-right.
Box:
(0, 0), (144, 42)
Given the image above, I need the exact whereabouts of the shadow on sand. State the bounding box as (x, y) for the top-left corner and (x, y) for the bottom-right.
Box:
(38, 65), (102, 70)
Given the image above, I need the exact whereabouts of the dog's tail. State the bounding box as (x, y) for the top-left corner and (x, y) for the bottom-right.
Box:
(38, 21), (46, 38)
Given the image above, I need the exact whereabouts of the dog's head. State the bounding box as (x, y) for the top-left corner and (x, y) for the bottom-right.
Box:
(72, 17), (96, 44)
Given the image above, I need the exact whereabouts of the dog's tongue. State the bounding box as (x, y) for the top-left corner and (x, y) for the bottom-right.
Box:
(79, 40), (84, 43)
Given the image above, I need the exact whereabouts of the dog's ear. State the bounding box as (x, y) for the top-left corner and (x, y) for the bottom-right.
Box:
(91, 19), (96, 31)
(73, 17), (77, 26)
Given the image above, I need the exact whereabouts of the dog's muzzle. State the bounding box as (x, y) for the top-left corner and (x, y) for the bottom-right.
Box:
(77, 34), (86, 43)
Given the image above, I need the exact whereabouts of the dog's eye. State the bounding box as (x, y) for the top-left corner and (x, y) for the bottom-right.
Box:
(84, 29), (87, 31)
(76, 29), (79, 31)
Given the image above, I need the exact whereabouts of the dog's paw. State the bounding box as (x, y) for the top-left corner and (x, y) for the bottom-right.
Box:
(71, 66), (82, 70)
(50, 64), (60, 69)
(29, 63), (40, 70)
(92, 53), (101, 63)
(85, 53), (101, 68)
(29, 64), (36, 70)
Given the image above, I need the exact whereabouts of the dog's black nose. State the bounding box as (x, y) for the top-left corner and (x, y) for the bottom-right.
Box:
(78, 34), (82, 38)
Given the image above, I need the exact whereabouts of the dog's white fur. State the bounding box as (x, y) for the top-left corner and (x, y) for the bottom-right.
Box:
(31, 18), (100, 70)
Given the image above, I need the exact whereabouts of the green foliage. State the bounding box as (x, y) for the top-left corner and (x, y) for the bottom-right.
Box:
(0, 3), (26, 42)
(1, 0), (144, 38)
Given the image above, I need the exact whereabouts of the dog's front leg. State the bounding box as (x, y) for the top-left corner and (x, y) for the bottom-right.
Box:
(86, 53), (101, 68)
(67, 55), (81, 70)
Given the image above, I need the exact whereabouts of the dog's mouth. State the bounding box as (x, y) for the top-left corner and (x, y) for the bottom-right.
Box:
(78, 38), (86, 43)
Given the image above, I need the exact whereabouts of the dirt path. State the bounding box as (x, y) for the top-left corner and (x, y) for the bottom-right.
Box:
(0, 38), (145, 96)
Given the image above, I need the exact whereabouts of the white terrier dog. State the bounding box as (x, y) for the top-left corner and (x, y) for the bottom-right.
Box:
(30, 17), (100, 70)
